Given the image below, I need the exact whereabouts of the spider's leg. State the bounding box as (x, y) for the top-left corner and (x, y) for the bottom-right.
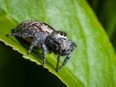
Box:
(56, 55), (60, 72)
(58, 54), (71, 71)
(27, 41), (35, 54)
(6, 33), (19, 37)
(27, 37), (39, 54)
(41, 44), (47, 67)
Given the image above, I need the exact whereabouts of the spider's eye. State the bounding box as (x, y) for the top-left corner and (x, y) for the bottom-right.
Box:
(60, 32), (63, 35)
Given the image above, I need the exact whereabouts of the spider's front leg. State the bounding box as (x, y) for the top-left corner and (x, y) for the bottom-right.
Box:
(56, 55), (60, 72)
(57, 53), (72, 71)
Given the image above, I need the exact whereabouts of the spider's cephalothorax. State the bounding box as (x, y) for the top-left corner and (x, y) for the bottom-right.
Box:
(6, 21), (77, 72)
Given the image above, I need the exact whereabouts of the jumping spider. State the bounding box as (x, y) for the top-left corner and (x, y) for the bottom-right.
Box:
(6, 21), (77, 72)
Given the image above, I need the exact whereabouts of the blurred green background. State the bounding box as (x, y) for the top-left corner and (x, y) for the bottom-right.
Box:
(87, 0), (116, 52)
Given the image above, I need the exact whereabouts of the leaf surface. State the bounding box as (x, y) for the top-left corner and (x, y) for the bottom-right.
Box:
(0, 0), (116, 86)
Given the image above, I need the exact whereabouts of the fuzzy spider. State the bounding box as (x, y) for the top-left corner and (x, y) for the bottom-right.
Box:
(6, 21), (77, 72)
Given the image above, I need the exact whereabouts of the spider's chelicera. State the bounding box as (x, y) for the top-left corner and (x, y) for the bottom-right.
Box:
(6, 21), (77, 72)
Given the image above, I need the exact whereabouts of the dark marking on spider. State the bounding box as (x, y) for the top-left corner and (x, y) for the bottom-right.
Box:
(6, 21), (77, 72)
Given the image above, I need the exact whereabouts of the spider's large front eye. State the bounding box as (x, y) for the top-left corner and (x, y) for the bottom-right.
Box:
(60, 32), (63, 35)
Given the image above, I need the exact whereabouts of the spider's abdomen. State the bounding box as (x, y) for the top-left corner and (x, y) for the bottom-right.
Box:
(14, 21), (55, 33)
(12, 21), (55, 42)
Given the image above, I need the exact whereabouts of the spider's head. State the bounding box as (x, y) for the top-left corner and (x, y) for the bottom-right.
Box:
(60, 40), (77, 56)
(46, 31), (77, 56)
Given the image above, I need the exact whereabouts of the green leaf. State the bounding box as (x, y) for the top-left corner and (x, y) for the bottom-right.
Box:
(0, 0), (116, 86)
(87, 0), (116, 52)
